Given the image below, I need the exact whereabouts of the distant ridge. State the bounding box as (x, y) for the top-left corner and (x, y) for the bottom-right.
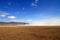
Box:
(0, 22), (29, 25)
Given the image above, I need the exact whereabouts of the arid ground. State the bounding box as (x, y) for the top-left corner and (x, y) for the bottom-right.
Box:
(0, 25), (60, 40)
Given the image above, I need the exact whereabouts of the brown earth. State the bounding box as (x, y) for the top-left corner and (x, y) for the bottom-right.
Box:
(0, 25), (60, 40)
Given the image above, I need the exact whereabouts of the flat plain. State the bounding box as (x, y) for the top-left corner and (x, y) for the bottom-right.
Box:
(0, 25), (60, 40)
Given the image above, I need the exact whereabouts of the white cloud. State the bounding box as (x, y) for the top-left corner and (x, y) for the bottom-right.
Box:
(0, 15), (6, 17)
(29, 18), (60, 26)
(27, 19), (32, 22)
(0, 11), (9, 17)
(8, 16), (15, 19)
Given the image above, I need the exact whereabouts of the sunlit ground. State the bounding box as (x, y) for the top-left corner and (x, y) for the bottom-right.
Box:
(0, 25), (60, 40)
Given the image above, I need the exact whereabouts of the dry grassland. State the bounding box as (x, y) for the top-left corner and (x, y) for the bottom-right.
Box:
(0, 25), (60, 40)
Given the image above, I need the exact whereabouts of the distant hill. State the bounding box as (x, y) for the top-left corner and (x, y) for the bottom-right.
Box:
(0, 22), (29, 25)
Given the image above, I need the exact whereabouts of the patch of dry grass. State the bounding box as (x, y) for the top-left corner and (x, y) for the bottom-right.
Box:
(0, 26), (60, 40)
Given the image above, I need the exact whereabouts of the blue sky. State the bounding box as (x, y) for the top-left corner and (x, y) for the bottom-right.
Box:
(0, 0), (60, 25)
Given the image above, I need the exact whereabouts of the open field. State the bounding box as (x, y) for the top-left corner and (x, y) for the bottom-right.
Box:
(0, 25), (60, 40)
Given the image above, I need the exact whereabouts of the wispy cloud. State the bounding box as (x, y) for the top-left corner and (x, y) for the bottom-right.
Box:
(31, 3), (37, 7)
(31, 0), (39, 8)
(35, 0), (39, 3)
(0, 11), (9, 17)
(10, 19), (26, 22)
